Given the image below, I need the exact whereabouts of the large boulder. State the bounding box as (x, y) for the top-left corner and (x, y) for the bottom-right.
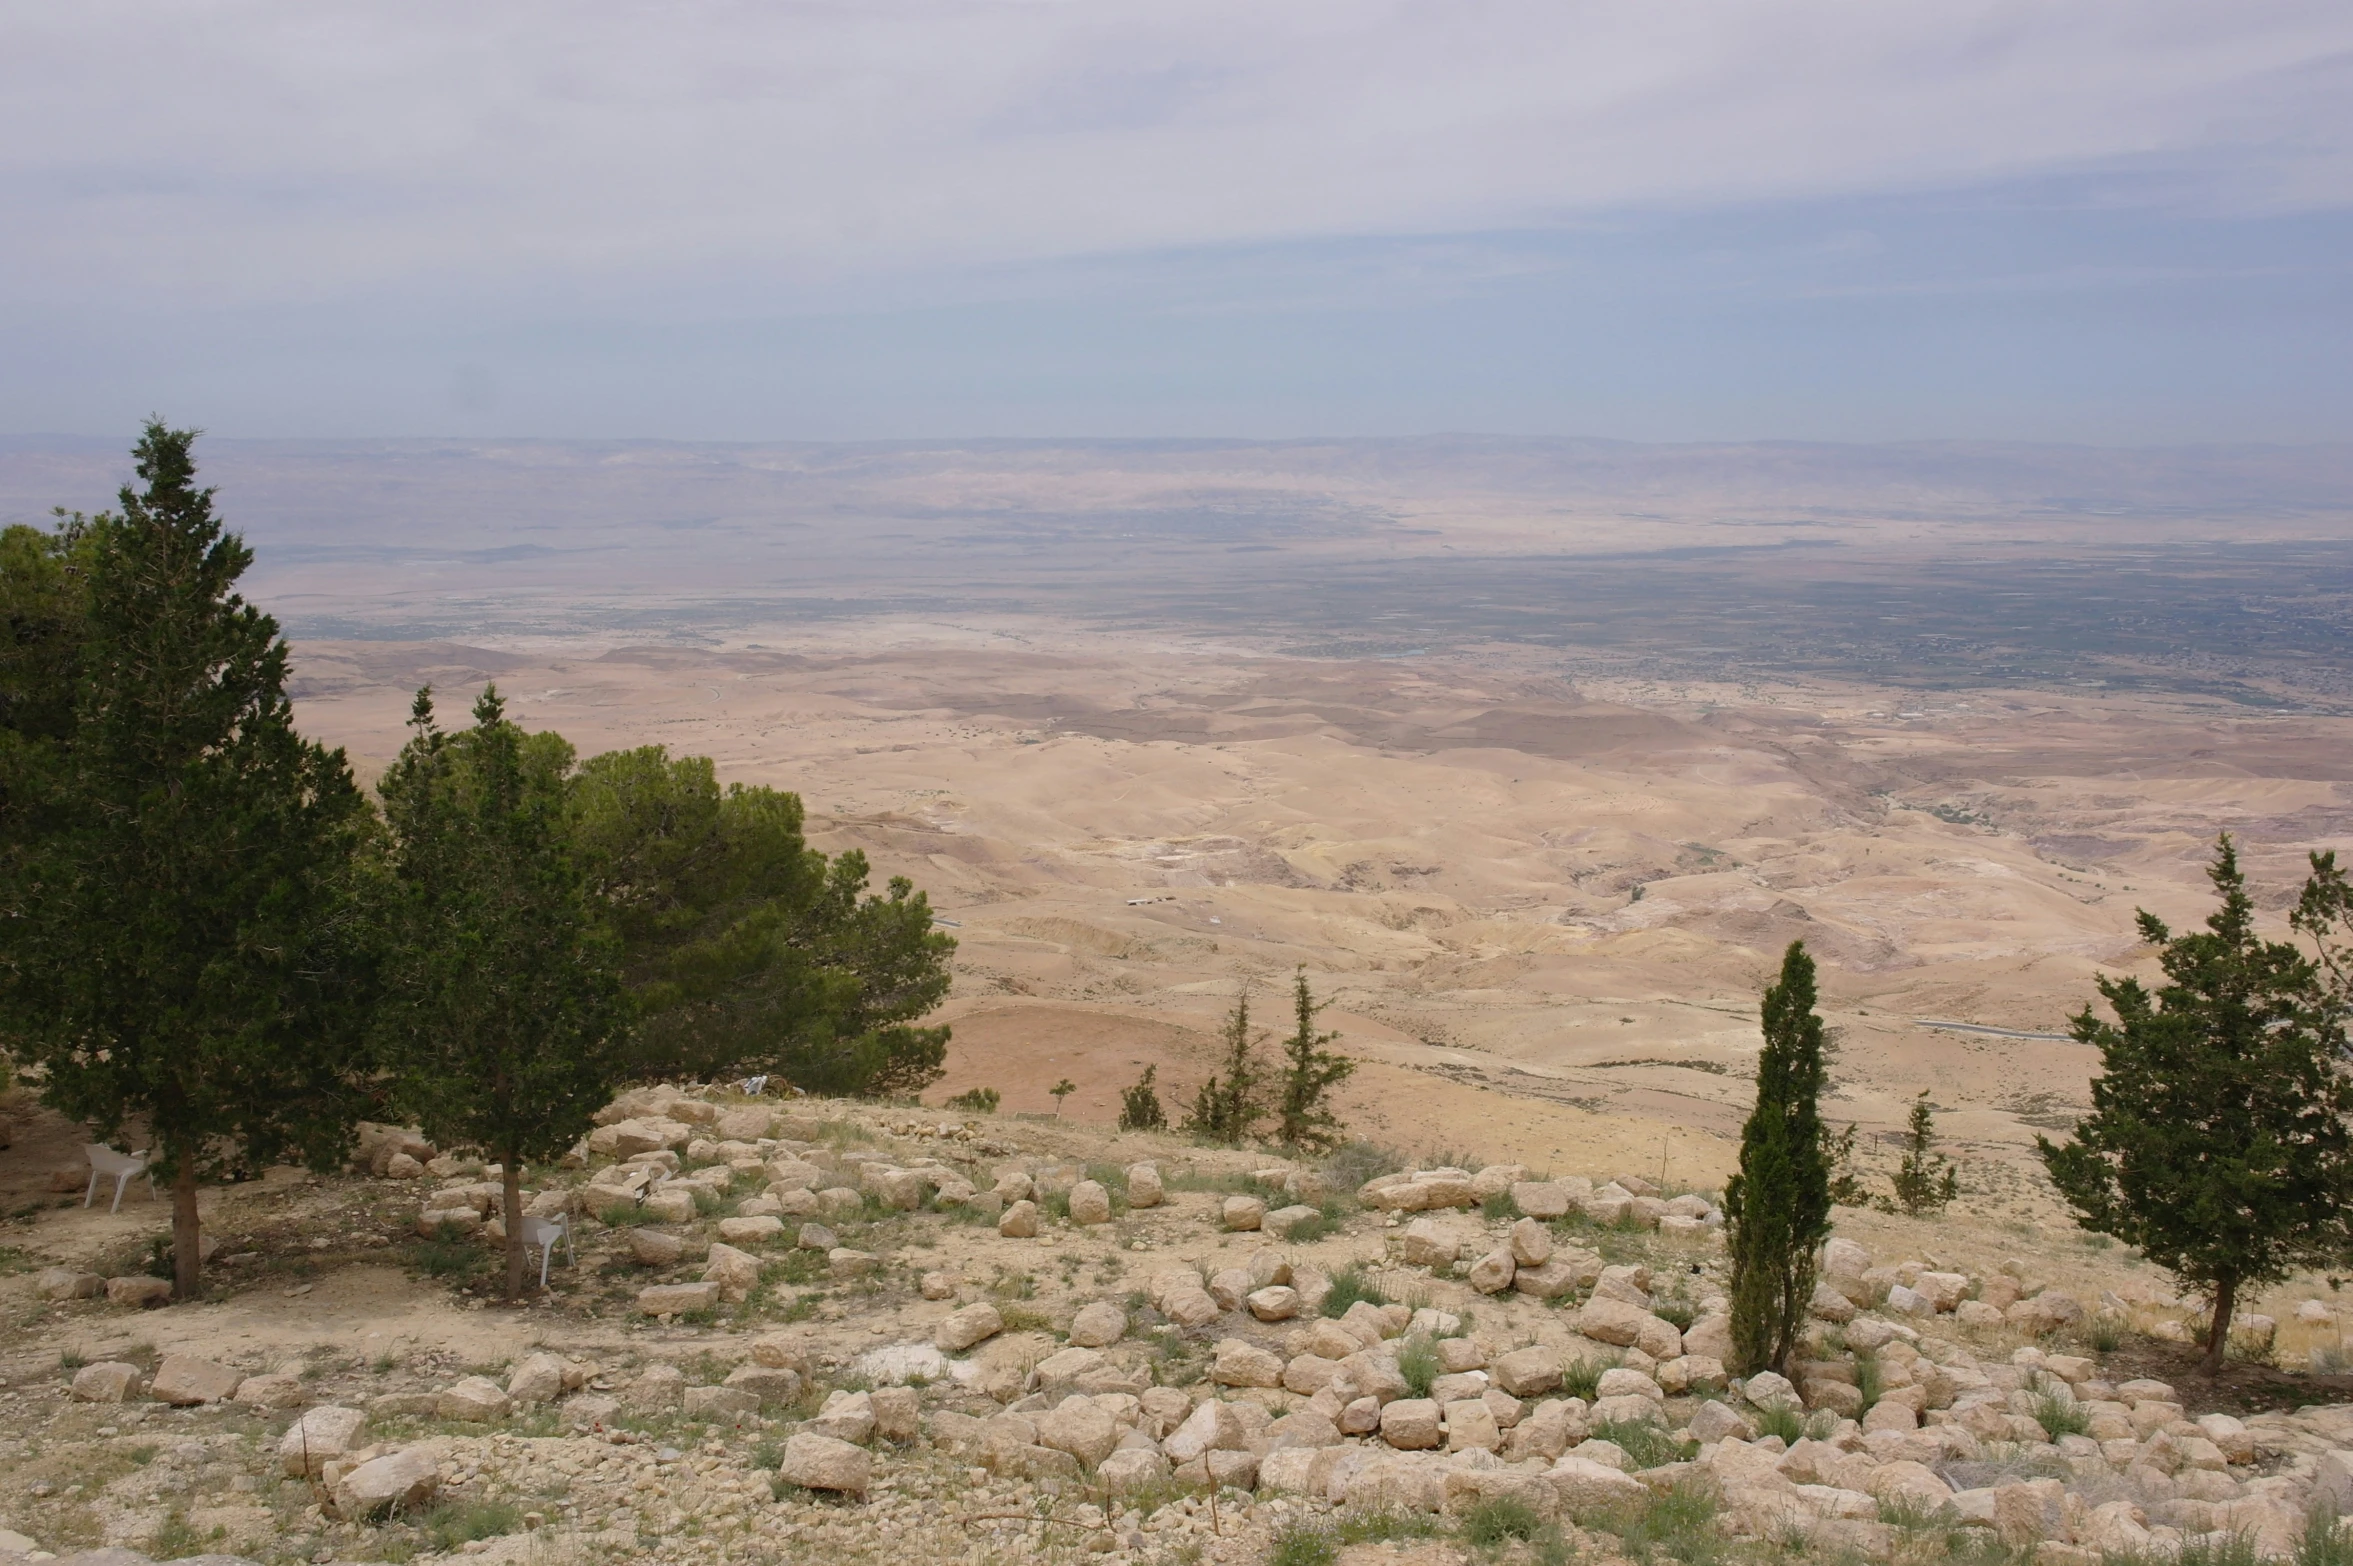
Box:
(233, 1372), (308, 1410)
(150, 1354), (243, 1406)
(332, 1449), (439, 1520)
(1212, 1338), (1284, 1388)
(436, 1376), (513, 1422)
(935, 1302), (1004, 1353)
(1379, 1398), (1443, 1450)
(1400, 1217), (1469, 1268)
(1069, 1301), (1128, 1347)
(703, 1242), (763, 1300)
(1068, 1180), (1113, 1226)
(1035, 1397), (1120, 1469)
(1125, 1164), (1164, 1208)
(106, 1275), (173, 1309)
(1162, 1399), (1250, 1464)
(281, 1405), (367, 1477)
(70, 1361), (142, 1402)
(1491, 1346), (1562, 1398)
(1548, 1454), (1648, 1515)
(35, 1267), (102, 1301)
(778, 1431), (871, 1495)
(636, 1281), (720, 1316)
(1510, 1182), (1572, 1219)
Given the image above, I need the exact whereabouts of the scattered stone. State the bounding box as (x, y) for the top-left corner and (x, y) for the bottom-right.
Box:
(1000, 1200), (1040, 1238)
(1126, 1164), (1164, 1207)
(717, 1214), (786, 1244)
(281, 1405), (367, 1477)
(627, 1228), (686, 1266)
(1069, 1301), (1127, 1347)
(1223, 1195), (1267, 1231)
(1212, 1338), (1284, 1387)
(506, 1352), (568, 1406)
(35, 1267), (103, 1301)
(1468, 1248), (1516, 1294)
(232, 1372), (307, 1409)
(332, 1448), (439, 1520)
(106, 1275), (173, 1309)
(1380, 1398), (1443, 1450)
(70, 1361), (142, 1402)
(636, 1280), (720, 1315)
(1068, 1179), (1113, 1225)
(779, 1431), (871, 1495)
(685, 1384), (760, 1419)
(150, 1354), (243, 1406)
(436, 1375), (513, 1422)
(936, 1301), (1005, 1353)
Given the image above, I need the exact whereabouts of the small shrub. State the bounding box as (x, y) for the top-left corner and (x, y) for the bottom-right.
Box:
(2310, 1343), (2353, 1373)
(1562, 1354), (1617, 1402)
(1652, 1295), (1696, 1331)
(2297, 1508), (2353, 1566)
(2089, 1313), (2126, 1354)
(1321, 1263), (1387, 1318)
(1321, 1140), (1405, 1192)
(1608, 1480), (1723, 1565)
(1752, 1401), (1806, 1445)
(59, 1349), (87, 1371)
(1461, 1495), (1544, 1545)
(1279, 1204), (1344, 1243)
(2028, 1376), (2089, 1440)
(1397, 1335), (1442, 1399)
(1267, 1519), (1339, 1566)
(1337, 1509), (1443, 1544)
(417, 1498), (523, 1553)
(944, 1087), (1000, 1113)
(1592, 1417), (1693, 1471)
(1853, 1353), (1884, 1413)
(597, 1203), (654, 1227)
(998, 1304), (1052, 1335)
(1481, 1191), (1523, 1222)
(1117, 1067), (1166, 1132)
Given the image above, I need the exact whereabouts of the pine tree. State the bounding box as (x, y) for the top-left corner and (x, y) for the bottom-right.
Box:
(1888, 1091), (1960, 1216)
(1118, 1065), (1166, 1131)
(0, 424), (375, 1298)
(1184, 990), (1263, 1146)
(375, 686), (630, 1300)
(1274, 967), (1355, 1152)
(2042, 836), (2353, 1374)
(1724, 940), (1835, 1376)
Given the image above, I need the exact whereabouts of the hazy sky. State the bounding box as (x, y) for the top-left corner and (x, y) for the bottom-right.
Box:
(6, 2), (2349, 442)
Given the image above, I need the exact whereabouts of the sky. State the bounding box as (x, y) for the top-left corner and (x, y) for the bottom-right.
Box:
(4, 1), (2350, 444)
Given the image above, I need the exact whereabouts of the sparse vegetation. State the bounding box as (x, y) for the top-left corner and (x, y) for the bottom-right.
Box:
(1320, 1262), (1388, 1317)
(1117, 1065), (1166, 1131)
(944, 1087), (1000, 1113)
(1273, 967), (1355, 1151)
(1888, 1090), (1961, 1215)
(1184, 989), (1265, 1146)
(1725, 940), (1834, 1376)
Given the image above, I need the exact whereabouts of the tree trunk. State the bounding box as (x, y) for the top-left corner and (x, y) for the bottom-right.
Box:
(2203, 1272), (2238, 1376)
(502, 1156), (526, 1301)
(171, 1151), (201, 1301)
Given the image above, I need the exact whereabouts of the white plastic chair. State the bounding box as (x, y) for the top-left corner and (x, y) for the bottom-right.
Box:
(83, 1145), (155, 1213)
(521, 1213), (574, 1289)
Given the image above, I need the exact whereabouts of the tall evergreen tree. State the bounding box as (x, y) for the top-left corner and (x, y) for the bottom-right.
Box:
(1888, 1091), (1960, 1216)
(376, 687), (630, 1299)
(0, 425), (375, 1298)
(1724, 940), (1835, 1376)
(2042, 836), (2353, 1374)
(1274, 967), (1355, 1152)
(567, 744), (953, 1096)
(1184, 990), (1264, 1146)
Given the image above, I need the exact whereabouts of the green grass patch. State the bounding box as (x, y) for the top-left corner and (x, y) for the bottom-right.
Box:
(1267, 1519), (1339, 1566)
(1335, 1509), (1444, 1544)
(414, 1498), (523, 1552)
(1480, 1191), (1523, 1222)
(1562, 1353), (1619, 1402)
(2297, 1509), (2353, 1566)
(1460, 1495), (1545, 1546)
(1591, 1417), (1696, 1471)
(1397, 1335), (1441, 1399)
(1603, 1481), (1724, 1566)
(1320, 1262), (1388, 1318)
(398, 1233), (491, 1281)
(2028, 1375), (2088, 1440)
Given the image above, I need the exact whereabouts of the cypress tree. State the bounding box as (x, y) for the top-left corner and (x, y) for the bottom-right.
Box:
(1888, 1091), (1960, 1216)
(2043, 836), (2353, 1374)
(1118, 1065), (1167, 1131)
(375, 686), (630, 1300)
(1, 424), (375, 1298)
(1724, 940), (1834, 1376)
(1274, 967), (1355, 1152)
(1184, 990), (1263, 1146)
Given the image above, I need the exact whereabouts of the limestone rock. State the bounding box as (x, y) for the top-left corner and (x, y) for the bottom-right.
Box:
(1491, 1346), (1562, 1398)
(35, 1267), (102, 1301)
(778, 1431), (870, 1495)
(1223, 1195), (1267, 1231)
(1511, 1181), (1572, 1219)
(628, 1227), (686, 1266)
(1401, 1217), (1467, 1268)
(1380, 1398), (1443, 1450)
(1069, 1301), (1127, 1347)
(1162, 1399), (1249, 1463)
(106, 1275), (173, 1308)
(1248, 1286), (1301, 1322)
(332, 1448), (439, 1520)
(626, 1365), (685, 1411)
(436, 1375), (512, 1422)
(1549, 1453), (1648, 1513)
(70, 1361), (142, 1402)
(1212, 1338), (1284, 1388)
(637, 1280), (720, 1315)
(1468, 1249), (1516, 1295)
(1126, 1164), (1164, 1207)
(1100, 1446), (1172, 1491)
(151, 1354), (243, 1406)
(232, 1372), (307, 1410)
(1037, 1397), (1120, 1468)
(1068, 1179), (1113, 1225)
(703, 1242), (763, 1299)
(1511, 1258), (1583, 1299)
(936, 1302), (1005, 1353)
(999, 1199), (1039, 1238)
(809, 1389), (877, 1444)
(685, 1384), (760, 1419)
(724, 1364), (802, 1403)
(280, 1405), (366, 1477)
(717, 1215), (785, 1245)
(1509, 1217), (1553, 1267)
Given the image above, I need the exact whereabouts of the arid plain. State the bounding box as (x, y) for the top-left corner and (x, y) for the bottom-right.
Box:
(9, 434), (2352, 1226)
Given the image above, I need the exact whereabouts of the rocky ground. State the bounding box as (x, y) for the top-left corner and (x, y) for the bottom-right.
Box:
(1, 1087), (2352, 1566)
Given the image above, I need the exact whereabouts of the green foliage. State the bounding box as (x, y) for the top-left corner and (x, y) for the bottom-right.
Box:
(1183, 990), (1264, 1146)
(2089, 1313), (2126, 1354)
(1320, 1139), (1405, 1192)
(1724, 941), (1833, 1377)
(0, 425), (376, 1299)
(1561, 1354), (1616, 1401)
(1320, 1262), (1387, 1317)
(1460, 1495), (1545, 1545)
(2297, 1507), (2353, 1566)
(1751, 1401), (1807, 1445)
(373, 686), (630, 1298)
(1117, 1065), (1166, 1131)
(1274, 967), (1355, 1151)
(2028, 1376), (2089, 1440)
(1049, 1078), (1076, 1115)
(1334, 1509), (1443, 1544)
(945, 1086), (1000, 1113)
(415, 1497), (522, 1552)
(1853, 1353), (1884, 1413)
(1480, 1190), (1523, 1222)
(1825, 1120), (1869, 1207)
(1592, 1417), (1694, 1471)
(1396, 1334), (1441, 1398)
(568, 744), (955, 1097)
(1889, 1091), (1960, 1215)
(2040, 836), (2353, 1373)
(1267, 1520), (1339, 1566)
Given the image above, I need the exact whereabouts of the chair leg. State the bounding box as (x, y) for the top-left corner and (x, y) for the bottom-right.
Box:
(110, 1174), (129, 1215)
(539, 1247), (552, 1291)
(84, 1171), (99, 1209)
